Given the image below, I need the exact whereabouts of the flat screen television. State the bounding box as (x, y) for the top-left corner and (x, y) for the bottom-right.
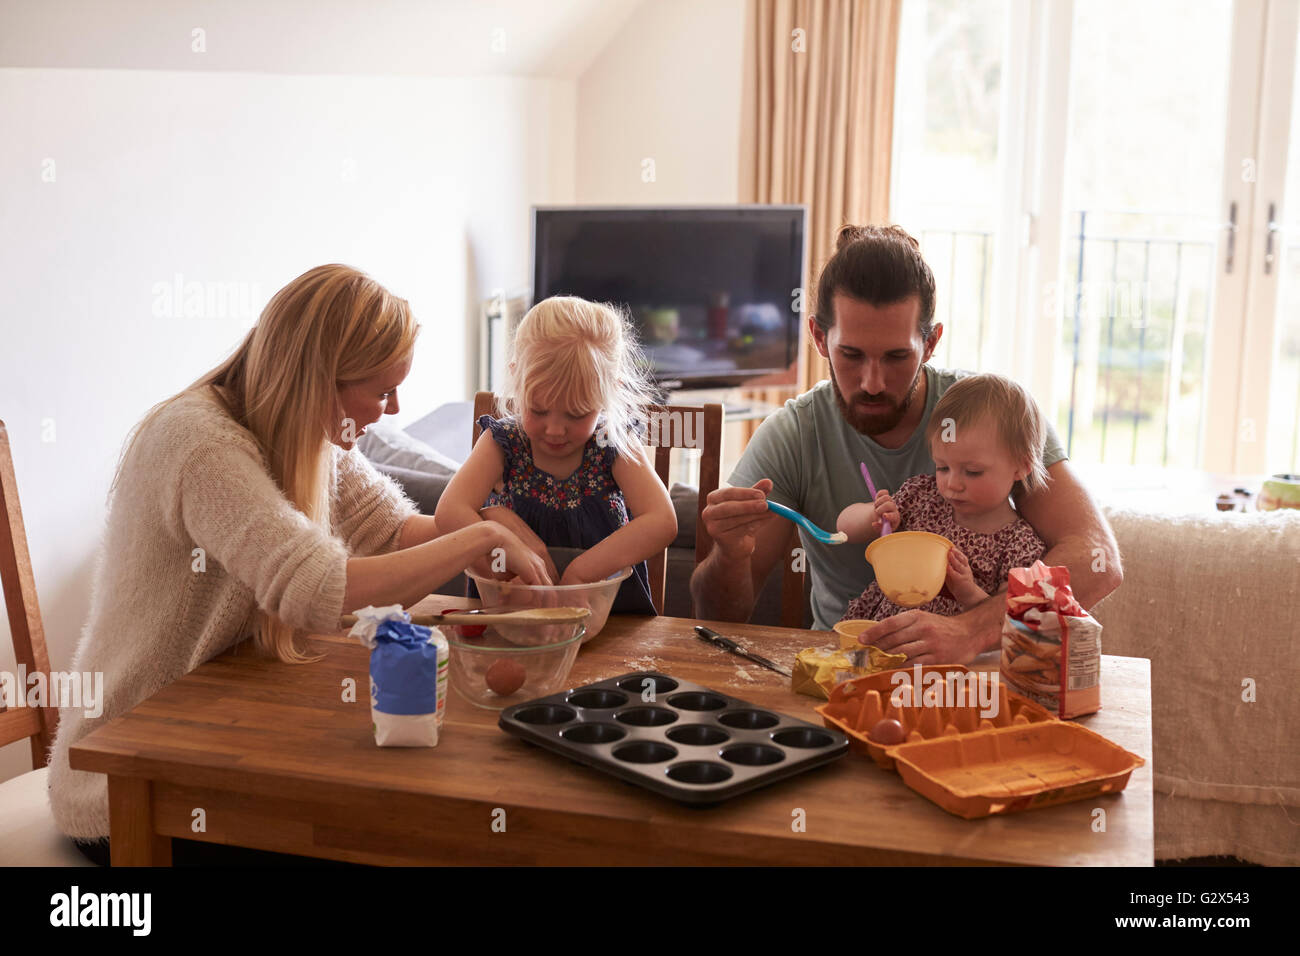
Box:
(531, 205), (807, 388)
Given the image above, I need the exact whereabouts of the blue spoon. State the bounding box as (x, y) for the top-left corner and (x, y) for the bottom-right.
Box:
(765, 500), (848, 545)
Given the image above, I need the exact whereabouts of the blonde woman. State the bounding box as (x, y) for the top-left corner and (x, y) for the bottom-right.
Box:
(49, 264), (548, 865)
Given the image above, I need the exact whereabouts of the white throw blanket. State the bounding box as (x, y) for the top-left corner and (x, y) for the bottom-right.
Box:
(1092, 506), (1300, 864)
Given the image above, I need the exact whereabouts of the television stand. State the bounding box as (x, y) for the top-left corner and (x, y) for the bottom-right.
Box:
(668, 386), (782, 423)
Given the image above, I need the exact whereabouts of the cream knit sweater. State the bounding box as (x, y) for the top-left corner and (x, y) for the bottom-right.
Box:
(47, 386), (417, 839)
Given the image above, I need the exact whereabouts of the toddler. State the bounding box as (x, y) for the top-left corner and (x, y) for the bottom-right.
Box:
(839, 373), (1048, 622)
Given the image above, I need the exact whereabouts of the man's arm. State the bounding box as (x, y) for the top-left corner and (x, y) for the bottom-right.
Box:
(867, 460), (1122, 663)
(1013, 459), (1123, 610)
(689, 479), (791, 623)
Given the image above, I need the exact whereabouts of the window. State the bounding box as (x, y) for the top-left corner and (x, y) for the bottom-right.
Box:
(891, 0), (1004, 373)
(893, 0), (1300, 475)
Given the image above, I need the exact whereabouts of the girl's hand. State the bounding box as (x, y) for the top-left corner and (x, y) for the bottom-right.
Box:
(559, 559), (598, 587)
(944, 546), (986, 609)
(872, 489), (900, 535)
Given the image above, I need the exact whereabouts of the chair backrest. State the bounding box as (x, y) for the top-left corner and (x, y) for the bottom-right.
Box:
(0, 420), (58, 768)
(779, 524), (810, 629)
(471, 393), (723, 614)
(735, 385), (809, 628)
(471, 391), (499, 445)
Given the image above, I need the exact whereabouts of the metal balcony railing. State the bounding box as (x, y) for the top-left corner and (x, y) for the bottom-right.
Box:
(916, 211), (1299, 471)
(1063, 209), (1217, 468)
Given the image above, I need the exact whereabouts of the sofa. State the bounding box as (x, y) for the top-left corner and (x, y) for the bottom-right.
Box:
(361, 408), (1299, 865)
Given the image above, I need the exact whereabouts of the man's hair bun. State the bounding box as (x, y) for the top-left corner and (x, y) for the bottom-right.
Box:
(834, 223), (870, 251)
(835, 223), (919, 253)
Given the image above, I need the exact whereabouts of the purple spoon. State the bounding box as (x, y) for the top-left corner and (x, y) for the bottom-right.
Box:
(859, 461), (892, 535)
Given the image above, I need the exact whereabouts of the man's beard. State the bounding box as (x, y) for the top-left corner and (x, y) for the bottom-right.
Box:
(831, 363), (924, 436)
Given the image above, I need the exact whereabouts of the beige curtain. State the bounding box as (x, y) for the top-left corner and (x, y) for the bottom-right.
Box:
(745, 0), (902, 390)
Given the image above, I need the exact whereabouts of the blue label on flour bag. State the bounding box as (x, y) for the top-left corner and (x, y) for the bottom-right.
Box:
(369, 618), (441, 715)
(350, 604), (449, 745)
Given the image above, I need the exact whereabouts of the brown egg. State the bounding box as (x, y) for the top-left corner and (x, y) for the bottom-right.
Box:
(868, 718), (907, 745)
(485, 658), (527, 697)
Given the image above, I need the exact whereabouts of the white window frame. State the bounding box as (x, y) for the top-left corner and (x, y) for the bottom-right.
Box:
(990, 0), (1072, 409)
(1226, 0), (1298, 472)
(992, 0), (1300, 473)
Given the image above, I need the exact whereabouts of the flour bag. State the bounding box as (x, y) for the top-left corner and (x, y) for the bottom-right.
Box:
(350, 605), (449, 746)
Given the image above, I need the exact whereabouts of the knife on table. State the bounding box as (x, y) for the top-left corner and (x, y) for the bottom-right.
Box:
(693, 625), (792, 678)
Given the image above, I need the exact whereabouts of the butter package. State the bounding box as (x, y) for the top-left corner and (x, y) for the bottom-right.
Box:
(350, 605), (449, 746)
(1000, 562), (1101, 719)
(792, 645), (907, 700)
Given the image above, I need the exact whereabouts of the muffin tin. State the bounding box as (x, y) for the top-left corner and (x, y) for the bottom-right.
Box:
(498, 672), (850, 805)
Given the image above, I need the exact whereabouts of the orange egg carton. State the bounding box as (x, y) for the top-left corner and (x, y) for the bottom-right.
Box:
(815, 665), (1145, 818)
(817, 665), (1055, 770)
(888, 720), (1146, 819)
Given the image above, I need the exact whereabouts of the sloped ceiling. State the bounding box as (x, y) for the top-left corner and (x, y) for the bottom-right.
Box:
(0, 0), (645, 78)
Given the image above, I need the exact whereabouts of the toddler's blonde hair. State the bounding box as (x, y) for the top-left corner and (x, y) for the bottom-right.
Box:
(925, 373), (1050, 495)
(500, 296), (656, 462)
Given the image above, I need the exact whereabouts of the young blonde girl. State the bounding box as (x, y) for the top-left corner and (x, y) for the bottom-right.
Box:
(839, 373), (1049, 622)
(437, 296), (677, 614)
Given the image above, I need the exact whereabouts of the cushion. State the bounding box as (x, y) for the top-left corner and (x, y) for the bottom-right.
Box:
(370, 462), (453, 516)
(670, 482), (698, 550)
(356, 421), (460, 476)
(0, 767), (98, 866)
(401, 401), (475, 465)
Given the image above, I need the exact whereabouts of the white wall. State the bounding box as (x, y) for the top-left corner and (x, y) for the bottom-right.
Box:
(576, 0), (746, 203)
(0, 66), (575, 782)
(0, 0), (753, 788)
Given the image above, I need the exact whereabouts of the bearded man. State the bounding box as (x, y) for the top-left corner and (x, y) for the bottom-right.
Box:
(689, 224), (1121, 664)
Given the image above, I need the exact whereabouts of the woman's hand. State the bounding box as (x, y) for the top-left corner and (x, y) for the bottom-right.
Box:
(944, 546), (986, 610)
(480, 521), (552, 585)
(872, 489), (900, 535)
(480, 506), (559, 581)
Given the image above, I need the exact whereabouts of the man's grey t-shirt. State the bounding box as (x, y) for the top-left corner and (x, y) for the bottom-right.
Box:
(728, 366), (1067, 630)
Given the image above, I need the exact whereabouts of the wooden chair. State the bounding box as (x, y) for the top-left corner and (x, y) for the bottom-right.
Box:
(471, 393), (723, 614)
(0, 419), (96, 865)
(735, 385), (810, 628)
(779, 524), (810, 629)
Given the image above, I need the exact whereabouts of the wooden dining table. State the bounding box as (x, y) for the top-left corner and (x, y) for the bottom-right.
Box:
(70, 595), (1154, 866)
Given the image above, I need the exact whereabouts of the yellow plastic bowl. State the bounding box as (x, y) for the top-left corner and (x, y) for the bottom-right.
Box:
(832, 618), (877, 651)
(864, 531), (953, 608)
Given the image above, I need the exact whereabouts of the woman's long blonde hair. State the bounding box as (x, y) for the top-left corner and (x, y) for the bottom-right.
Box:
(109, 264), (420, 662)
(500, 296), (656, 462)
